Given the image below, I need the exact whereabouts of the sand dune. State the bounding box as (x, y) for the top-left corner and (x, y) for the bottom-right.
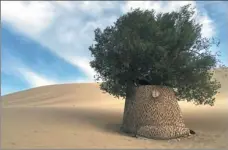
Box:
(2, 83), (122, 107)
(1, 69), (228, 149)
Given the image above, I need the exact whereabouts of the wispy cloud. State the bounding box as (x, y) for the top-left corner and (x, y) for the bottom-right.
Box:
(1, 1), (56, 36)
(1, 1), (121, 80)
(2, 1), (226, 93)
(1, 50), (89, 91)
(1, 1), (217, 81)
(1, 50), (57, 88)
(123, 1), (216, 38)
(17, 68), (57, 87)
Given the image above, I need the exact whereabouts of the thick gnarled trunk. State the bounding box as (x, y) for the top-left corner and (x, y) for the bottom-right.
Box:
(121, 85), (191, 140)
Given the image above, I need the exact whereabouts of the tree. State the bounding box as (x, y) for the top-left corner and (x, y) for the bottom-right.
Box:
(89, 4), (222, 139)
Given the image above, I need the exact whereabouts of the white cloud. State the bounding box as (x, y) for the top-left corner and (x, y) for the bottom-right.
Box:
(123, 1), (195, 14)
(123, 1), (162, 13)
(67, 56), (96, 81)
(1, 1), (56, 37)
(16, 66), (95, 88)
(17, 68), (57, 87)
(17, 68), (94, 87)
(1, 1), (217, 83)
(1, 51), (57, 87)
(123, 1), (215, 38)
(1, 51), (89, 89)
(123, 1), (197, 14)
(1, 1), (120, 80)
(198, 14), (215, 38)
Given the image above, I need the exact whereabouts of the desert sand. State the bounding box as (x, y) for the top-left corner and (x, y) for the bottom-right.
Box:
(1, 69), (228, 149)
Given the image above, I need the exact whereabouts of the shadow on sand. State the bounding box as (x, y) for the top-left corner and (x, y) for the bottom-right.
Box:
(51, 107), (125, 135)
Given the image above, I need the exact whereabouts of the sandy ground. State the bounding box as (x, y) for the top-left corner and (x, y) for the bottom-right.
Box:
(1, 69), (228, 149)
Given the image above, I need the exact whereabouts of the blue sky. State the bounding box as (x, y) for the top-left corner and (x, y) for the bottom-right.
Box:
(1, 1), (228, 95)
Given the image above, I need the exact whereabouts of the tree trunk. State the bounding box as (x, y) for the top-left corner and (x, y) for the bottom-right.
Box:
(121, 85), (191, 140)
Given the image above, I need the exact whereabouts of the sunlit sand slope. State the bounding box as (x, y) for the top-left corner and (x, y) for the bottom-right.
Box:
(1, 68), (227, 149)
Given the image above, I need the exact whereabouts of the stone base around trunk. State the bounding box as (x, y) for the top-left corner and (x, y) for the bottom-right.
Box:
(121, 85), (194, 140)
(120, 125), (193, 140)
(136, 125), (191, 140)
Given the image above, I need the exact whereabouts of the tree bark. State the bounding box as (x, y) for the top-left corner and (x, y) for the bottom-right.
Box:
(121, 85), (191, 140)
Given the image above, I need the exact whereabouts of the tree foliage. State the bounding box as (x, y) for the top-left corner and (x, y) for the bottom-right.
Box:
(89, 4), (222, 106)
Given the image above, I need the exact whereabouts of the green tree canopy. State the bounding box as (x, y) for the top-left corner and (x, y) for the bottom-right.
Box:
(89, 4), (221, 106)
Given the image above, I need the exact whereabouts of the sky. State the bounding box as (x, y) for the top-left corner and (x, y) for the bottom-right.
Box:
(1, 1), (228, 96)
